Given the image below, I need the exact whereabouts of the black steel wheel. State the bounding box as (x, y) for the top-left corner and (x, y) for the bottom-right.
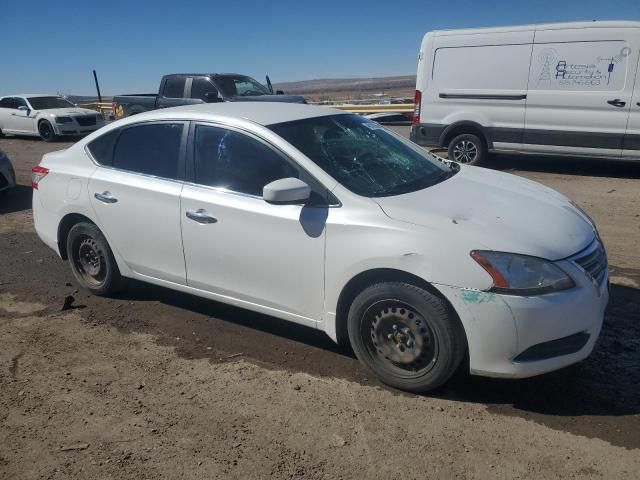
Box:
(38, 120), (56, 142)
(67, 222), (124, 296)
(348, 282), (466, 392)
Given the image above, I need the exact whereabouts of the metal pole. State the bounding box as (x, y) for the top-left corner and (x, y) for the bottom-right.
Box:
(92, 70), (102, 102)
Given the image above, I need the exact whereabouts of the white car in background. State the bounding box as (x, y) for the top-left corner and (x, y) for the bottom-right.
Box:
(31, 103), (608, 392)
(0, 95), (104, 142)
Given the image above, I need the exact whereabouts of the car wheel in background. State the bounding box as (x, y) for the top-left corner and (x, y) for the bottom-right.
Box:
(347, 282), (466, 392)
(38, 120), (56, 142)
(447, 133), (487, 166)
(66, 222), (124, 296)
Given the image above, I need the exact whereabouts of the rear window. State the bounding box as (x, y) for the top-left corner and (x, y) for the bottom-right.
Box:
(87, 129), (118, 165)
(162, 77), (186, 98)
(112, 123), (184, 179)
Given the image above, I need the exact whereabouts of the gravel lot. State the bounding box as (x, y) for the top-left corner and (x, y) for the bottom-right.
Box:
(1, 133), (639, 479)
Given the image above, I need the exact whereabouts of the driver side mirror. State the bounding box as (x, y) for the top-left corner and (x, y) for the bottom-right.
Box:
(263, 178), (310, 204)
(204, 90), (220, 103)
(17, 106), (29, 111)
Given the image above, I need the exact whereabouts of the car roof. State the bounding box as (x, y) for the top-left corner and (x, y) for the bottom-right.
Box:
(118, 102), (348, 126)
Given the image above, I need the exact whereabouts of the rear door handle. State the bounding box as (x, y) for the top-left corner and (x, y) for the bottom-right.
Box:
(94, 191), (118, 203)
(607, 99), (626, 107)
(186, 208), (217, 224)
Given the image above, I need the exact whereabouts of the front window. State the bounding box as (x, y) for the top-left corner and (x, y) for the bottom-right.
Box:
(269, 114), (455, 197)
(27, 96), (75, 110)
(212, 75), (270, 97)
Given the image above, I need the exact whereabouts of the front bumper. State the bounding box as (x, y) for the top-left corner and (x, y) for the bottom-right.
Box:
(435, 258), (609, 378)
(53, 116), (104, 136)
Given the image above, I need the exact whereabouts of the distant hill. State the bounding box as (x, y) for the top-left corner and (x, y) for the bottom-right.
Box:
(273, 75), (416, 102)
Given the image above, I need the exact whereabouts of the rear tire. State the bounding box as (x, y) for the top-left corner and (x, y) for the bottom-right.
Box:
(66, 222), (124, 296)
(38, 120), (56, 142)
(447, 133), (487, 166)
(347, 282), (466, 393)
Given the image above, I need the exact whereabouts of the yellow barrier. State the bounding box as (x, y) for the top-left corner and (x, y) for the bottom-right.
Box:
(78, 102), (113, 117)
(77, 101), (415, 117)
(321, 103), (415, 114)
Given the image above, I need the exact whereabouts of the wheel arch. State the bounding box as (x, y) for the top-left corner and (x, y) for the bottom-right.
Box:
(439, 121), (491, 149)
(334, 268), (466, 350)
(57, 213), (96, 260)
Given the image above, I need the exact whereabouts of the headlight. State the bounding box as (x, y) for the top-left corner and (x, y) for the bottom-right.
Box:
(471, 251), (575, 295)
(55, 116), (73, 124)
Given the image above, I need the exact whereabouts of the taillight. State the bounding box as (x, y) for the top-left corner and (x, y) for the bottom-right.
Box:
(31, 166), (49, 189)
(412, 90), (422, 126)
(112, 101), (118, 118)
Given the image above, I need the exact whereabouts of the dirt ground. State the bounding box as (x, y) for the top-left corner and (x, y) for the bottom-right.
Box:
(1, 134), (639, 479)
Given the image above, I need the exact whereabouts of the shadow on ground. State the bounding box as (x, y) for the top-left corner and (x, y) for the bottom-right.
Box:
(490, 153), (640, 179)
(0, 185), (32, 214)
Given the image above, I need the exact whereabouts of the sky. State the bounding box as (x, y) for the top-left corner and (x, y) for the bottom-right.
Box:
(1, 0), (639, 95)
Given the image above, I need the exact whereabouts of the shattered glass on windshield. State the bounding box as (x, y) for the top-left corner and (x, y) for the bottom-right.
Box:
(270, 114), (453, 197)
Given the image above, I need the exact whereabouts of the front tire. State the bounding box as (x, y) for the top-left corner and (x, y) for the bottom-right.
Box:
(347, 282), (466, 392)
(66, 222), (124, 296)
(447, 133), (487, 166)
(38, 120), (56, 142)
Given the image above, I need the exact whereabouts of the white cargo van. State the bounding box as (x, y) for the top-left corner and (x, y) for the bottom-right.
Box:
(411, 21), (640, 165)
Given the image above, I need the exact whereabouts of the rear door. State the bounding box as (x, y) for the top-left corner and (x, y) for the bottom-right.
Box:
(524, 26), (638, 157)
(87, 121), (188, 284)
(0, 98), (19, 133)
(156, 76), (189, 109)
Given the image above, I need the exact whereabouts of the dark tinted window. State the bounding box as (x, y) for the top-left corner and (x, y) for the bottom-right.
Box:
(113, 123), (184, 179)
(269, 114), (450, 197)
(0, 98), (16, 109)
(87, 129), (119, 165)
(162, 77), (186, 98)
(27, 96), (74, 109)
(191, 78), (218, 101)
(194, 125), (298, 196)
(14, 98), (28, 109)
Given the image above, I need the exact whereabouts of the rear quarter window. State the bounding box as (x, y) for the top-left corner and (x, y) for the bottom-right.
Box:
(87, 129), (118, 166)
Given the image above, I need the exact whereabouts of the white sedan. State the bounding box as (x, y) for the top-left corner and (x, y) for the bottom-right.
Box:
(31, 103), (608, 392)
(0, 95), (104, 141)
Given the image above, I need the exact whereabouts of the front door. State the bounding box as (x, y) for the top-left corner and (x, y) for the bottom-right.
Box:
(524, 27), (639, 157)
(88, 121), (188, 284)
(180, 123), (327, 325)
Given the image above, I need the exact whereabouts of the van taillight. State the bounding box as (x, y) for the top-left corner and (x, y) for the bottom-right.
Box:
(412, 90), (422, 126)
(112, 101), (118, 117)
(31, 166), (49, 189)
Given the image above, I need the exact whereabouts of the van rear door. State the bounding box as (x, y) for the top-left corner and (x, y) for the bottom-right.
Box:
(524, 26), (637, 157)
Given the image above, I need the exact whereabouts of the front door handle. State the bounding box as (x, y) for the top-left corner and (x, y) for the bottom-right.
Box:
(94, 191), (118, 204)
(186, 208), (217, 224)
(607, 99), (626, 107)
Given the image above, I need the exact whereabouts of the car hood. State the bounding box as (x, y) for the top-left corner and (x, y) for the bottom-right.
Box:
(374, 165), (595, 261)
(227, 94), (306, 104)
(38, 108), (99, 116)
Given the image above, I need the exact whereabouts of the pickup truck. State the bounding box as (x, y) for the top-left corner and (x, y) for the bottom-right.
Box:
(112, 73), (305, 118)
